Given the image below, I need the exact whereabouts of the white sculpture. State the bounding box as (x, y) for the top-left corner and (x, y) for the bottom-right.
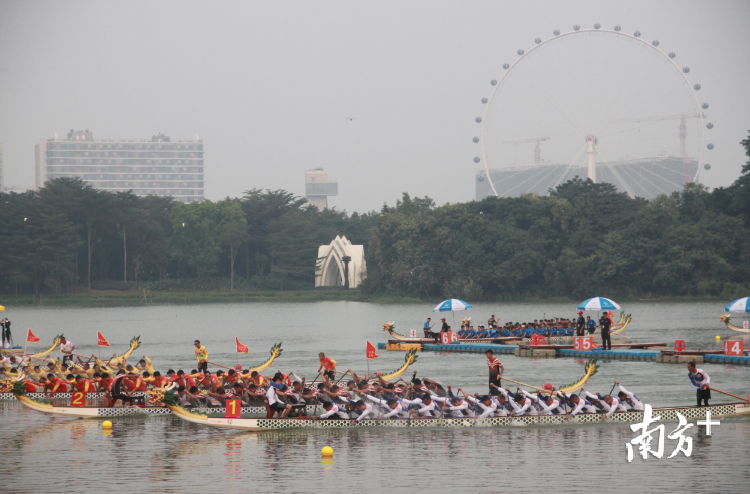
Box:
(315, 235), (366, 288)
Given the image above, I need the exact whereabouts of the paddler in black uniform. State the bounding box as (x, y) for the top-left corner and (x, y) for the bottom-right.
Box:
(575, 311), (586, 336)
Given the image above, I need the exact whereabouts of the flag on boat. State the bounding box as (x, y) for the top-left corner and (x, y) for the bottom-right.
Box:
(236, 337), (249, 354)
(26, 328), (40, 343)
(577, 297), (620, 311)
(433, 299), (473, 312)
(366, 341), (380, 359)
(97, 331), (110, 347)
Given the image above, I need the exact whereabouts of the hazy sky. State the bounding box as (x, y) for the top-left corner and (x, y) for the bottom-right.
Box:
(1, 1), (749, 213)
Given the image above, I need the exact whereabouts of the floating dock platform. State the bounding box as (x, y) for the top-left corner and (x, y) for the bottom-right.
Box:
(378, 341), (750, 365)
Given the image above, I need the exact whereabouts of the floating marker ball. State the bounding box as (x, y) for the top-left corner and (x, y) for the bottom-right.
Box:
(102, 420), (113, 429)
(321, 446), (334, 457)
(535, 38), (541, 44)
(683, 67), (690, 73)
(694, 84), (701, 90)
(502, 63), (509, 70)
(707, 143), (714, 150)
(474, 157), (481, 163)
(706, 123), (713, 129)
(517, 49), (524, 55)
(491, 79), (498, 85)
(475, 117), (482, 123)
(715, 336), (721, 341)
(704, 164), (711, 170)
(669, 52), (676, 59)
(472, 137), (480, 143)
(477, 175), (485, 182)
(614, 25), (621, 32)
(553, 30), (560, 36)
(543, 383), (553, 390)
(481, 97), (488, 104)
(594, 23), (601, 29)
(573, 24), (580, 31)
(702, 103), (709, 109)
(634, 30), (641, 37)
(652, 40), (659, 46)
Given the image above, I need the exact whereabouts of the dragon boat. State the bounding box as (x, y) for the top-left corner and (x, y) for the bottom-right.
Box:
(156, 381), (750, 431)
(719, 315), (749, 334)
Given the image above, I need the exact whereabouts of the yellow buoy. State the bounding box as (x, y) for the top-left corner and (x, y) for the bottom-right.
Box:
(715, 336), (721, 340)
(321, 446), (333, 457)
(102, 420), (113, 429)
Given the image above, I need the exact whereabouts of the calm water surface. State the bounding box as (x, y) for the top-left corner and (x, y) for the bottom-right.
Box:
(1, 301), (749, 493)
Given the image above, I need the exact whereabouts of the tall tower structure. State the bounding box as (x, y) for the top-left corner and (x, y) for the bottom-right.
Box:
(586, 135), (597, 183)
(305, 168), (337, 210)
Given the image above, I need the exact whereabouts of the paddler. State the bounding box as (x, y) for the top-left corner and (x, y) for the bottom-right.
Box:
(44, 373), (68, 396)
(312, 400), (349, 420)
(615, 382), (644, 411)
(486, 350), (504, 396)
(136, 356), (155, 374)
(317, 352), (337, 380)
(194, 340), (209, 373)
(687, 362), (711, 406)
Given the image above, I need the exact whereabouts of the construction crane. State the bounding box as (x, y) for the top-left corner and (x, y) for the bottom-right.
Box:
(610, 112), (706, 157)
(503, 137), (550, 165)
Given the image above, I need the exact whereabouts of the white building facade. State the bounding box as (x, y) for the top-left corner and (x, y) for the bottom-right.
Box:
(315, 235), (366, 289)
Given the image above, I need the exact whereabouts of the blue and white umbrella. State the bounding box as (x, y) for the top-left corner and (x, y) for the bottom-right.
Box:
(433, 299), (473, 312)
(577, 297), (621, 311)
(725, 297), (750, 313)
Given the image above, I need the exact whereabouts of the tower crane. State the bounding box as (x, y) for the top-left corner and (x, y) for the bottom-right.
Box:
(610, 112), (706, 157)
(503, 137), (550, 165)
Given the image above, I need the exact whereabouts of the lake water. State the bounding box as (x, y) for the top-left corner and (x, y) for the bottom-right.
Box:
(2, 301), (749, 493)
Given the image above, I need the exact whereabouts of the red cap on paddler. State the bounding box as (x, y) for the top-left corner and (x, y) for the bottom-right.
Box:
(441, 318), (446, 321)
(578, 311), (583, 315)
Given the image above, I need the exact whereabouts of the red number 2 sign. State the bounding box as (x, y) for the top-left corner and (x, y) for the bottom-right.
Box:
(71, 391), (85, 407)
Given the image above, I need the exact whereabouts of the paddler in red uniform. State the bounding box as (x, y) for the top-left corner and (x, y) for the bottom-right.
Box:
(44, 373), (68, 396)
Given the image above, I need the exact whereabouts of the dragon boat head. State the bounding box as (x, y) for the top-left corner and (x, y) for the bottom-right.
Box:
(720, 314), (730, 323)
(461, 317), (471, 327)
(0, 377), (26, 395)
(382, 322), (395, 332)
(269, 342), (283, 358)
(146, 388), (168, 405)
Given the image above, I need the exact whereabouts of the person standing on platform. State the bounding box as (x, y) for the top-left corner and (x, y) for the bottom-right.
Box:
(599, 313), (612, 350)
(687, 362), (711, 406)
(575, 311), (586, 336)
(194, 340), (209, 372)
(486, 350), (504, 396)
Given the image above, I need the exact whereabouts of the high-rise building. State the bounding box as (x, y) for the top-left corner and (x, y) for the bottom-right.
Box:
(35, 130), (204, 202)
(305, 168), (337, 210)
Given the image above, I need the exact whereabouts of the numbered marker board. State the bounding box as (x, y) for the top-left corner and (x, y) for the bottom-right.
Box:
(574, 336), (593, 351)
(723, 340), (744, 356)
(409, 329), (417, 338)
(440, 332), (459, 345)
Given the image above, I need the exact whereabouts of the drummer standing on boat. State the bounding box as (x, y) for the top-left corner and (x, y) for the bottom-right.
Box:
(687, 362), (711, 406)
(60, 337), (75, 366)
(486, 349), (504, 396)
(194, 340), (209, 372)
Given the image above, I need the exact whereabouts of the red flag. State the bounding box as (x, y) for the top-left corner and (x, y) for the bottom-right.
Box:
(366, 341), (380, 359)
(236, 337), (249, 354)
(26, 328), (40, 343)
(97, 331), (110, 347)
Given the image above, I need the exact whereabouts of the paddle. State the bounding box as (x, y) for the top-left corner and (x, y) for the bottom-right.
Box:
(207, 361), (232, 370)
(708, 386), (750, 403)
(609, 382), (617, 396)
(501, 376), (550, 393)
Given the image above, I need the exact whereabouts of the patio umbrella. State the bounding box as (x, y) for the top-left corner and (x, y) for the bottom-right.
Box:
(725, 297), (750, 313)
(577, 297), (620, 311)
(433, 299), (473, 323)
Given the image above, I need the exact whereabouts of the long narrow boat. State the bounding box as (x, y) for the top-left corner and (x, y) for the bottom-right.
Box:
(720, 315), (749, 334)
(163, 398), (750, 431)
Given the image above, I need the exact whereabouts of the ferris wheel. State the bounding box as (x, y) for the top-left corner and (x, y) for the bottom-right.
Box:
(473, 24), (713, 199)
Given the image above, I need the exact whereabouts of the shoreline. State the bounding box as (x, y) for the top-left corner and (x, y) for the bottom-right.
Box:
(0, 289), (733, 308)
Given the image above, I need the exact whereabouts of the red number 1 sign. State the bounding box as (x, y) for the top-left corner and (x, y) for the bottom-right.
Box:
(225, 399), (241, 418)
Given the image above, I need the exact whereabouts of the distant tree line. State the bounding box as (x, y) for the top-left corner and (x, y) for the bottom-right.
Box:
(0, 179), (375, 294)
(2, 133), (749, 299)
